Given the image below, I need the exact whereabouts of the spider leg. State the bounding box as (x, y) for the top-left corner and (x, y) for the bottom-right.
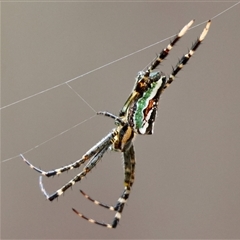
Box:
(163, 20), (211, 92)
(72, 144), (135, 228)
(20, 154), (89, 177)
(39, 143), (111, 201)
(97, 111), (125, 126)
(144, 19), (194, 77)
(77, 141), (136, 211)
(20, 130), (116, 177)
(79, 189), (117, 211)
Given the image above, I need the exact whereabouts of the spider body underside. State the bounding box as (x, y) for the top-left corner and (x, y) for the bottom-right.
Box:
(21, 19), (211, 228)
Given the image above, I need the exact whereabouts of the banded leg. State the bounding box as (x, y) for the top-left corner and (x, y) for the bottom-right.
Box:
(74, 142), (135, 211)
(72, 144), (136, 228)
(144, 19), (194, 78)
(20, 130), (116, 178)
(39, 143), (111, 201)
(163, 20), (211, 92)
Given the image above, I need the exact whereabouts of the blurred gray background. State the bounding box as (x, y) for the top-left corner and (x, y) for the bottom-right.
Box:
(2, 1), (240, 239)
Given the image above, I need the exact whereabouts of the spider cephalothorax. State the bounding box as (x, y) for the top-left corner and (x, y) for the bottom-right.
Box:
(21, 19), (211, 228)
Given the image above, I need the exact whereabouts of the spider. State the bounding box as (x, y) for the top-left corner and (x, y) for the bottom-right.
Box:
(20, 19), (211, 229)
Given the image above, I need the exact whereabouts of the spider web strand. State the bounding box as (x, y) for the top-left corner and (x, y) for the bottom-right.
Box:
(2, 115), (96, 163)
